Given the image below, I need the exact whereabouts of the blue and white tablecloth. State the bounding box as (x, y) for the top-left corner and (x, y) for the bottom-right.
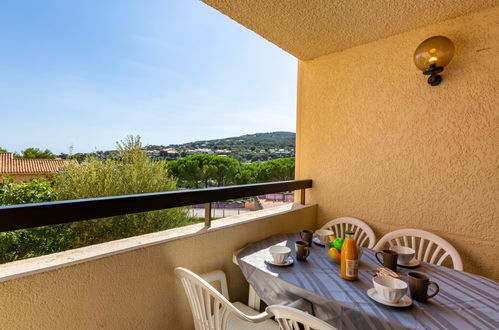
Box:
(236, 232), (499, 330)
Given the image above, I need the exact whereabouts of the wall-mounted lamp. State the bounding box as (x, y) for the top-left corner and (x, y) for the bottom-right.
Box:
(414, 36), (455, 86)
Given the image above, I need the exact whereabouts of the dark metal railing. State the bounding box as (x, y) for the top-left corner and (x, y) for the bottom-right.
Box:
(0, 180), (312, 232)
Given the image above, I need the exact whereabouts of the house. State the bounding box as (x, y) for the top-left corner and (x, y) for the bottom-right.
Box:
(0, 152), (67, 182)
(162, 148), (178, 154)
(194, 148), (214, 154)
(145, 150), (161, 157)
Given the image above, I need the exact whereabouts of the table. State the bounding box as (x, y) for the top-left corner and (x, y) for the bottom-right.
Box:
(236, 232), (499, 330)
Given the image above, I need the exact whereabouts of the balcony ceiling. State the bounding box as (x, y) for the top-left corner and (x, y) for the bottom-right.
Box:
(202, 0), (498, 60)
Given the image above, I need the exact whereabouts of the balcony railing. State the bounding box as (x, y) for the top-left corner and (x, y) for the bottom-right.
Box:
(0, 180), (312, 231)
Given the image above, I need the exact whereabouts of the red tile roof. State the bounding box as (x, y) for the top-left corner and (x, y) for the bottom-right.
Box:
(0, 153), (67, 175)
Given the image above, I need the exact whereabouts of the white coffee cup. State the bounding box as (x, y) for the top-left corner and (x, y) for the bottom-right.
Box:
(315, 229), (335, 246)
(373, 276), (408, 303)
(269, 245), (291, 264)
(390, 246), (416, 265)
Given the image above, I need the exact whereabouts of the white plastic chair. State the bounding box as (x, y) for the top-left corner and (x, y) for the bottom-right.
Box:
(320, 217), (376, 248)
(373, 228), (463, 271)
(266, 305), (336, 330)
(174, 267), (278, 330)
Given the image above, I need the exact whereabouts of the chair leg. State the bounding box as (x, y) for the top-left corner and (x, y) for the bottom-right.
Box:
(248, 285), (261, 311)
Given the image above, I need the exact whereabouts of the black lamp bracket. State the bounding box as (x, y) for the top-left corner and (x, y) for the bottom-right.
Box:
(423, 63), (444, 86)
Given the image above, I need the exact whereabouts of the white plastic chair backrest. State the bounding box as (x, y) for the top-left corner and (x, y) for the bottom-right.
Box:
(266, 305), (336, 330)
(174, 267), (270, 330)
(321, 217), (376, 248)
(201, 270), (230, 300)
(373, 229), (463, 271)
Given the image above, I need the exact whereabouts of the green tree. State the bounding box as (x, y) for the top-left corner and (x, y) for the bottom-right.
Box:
(168, 154), (240, 188)
(212, 157), (240, 187)
(18, 148), (56, 159)
(235, 158), (295, 184)
(235, 162), (260, 184)
(257, 157), (295, 182)
(0, 147), (7, 153)
(53, 135), (189, 247)
(167, 155), (204, 188)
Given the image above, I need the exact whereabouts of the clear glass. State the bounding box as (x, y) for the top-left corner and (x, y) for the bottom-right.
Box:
(414, 36), (455, 71)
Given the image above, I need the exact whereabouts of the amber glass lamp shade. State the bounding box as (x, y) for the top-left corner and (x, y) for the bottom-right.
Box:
(414, 36), (454, 70)
(414, 36), (454, 86)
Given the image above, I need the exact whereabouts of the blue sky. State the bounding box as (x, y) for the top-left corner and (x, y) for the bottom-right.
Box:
(0, 0), (297, 154)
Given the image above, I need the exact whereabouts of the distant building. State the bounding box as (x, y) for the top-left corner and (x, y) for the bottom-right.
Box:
(193, 148), (214, 154)
(0, 152), (67, 182)
(146, 150), (161, 157)
(162, 148), (177, 154)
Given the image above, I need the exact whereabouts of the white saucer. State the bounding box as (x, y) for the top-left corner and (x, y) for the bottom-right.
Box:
(367, 288), (412, 307)
(398, 259), (420, 268)
(265, 256), (294, 267)
(313, 236), (325, 246)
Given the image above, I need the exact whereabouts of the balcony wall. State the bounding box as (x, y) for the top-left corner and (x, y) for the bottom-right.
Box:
(295, 6), (499, 280)
(0, 204), (316, 329)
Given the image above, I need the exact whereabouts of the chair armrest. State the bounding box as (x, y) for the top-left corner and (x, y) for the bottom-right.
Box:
(283, 298), (313, 315)
(236, 311), (273, 323)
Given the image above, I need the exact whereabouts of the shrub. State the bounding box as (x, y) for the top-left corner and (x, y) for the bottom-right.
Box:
(0, 177), (72, 262)
(53, 135), (189, 246)
(0, 177), (55, 205)
(0, 136), (190, 263)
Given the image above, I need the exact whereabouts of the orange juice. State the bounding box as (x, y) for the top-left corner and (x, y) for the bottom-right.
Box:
(341, 231), (359, 280)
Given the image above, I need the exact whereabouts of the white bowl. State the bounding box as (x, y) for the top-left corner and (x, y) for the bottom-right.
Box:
(390, 246), (416, 264)
(372, 276), (408, 303)
(269, 245), (291, 264)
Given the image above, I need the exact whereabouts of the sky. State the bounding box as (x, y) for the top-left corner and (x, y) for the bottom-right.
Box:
(0, 0), (297, 154)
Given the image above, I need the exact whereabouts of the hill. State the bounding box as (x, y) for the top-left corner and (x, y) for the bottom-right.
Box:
(145, 132), (295, 162)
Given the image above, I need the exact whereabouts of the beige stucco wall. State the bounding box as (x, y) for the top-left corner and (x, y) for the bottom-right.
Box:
(296, 7), (499, 280)
(0, 204), (316, 329)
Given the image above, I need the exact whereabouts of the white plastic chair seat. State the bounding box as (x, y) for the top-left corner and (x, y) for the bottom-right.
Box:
(320, 217), (376, 248)
(228, 302), (279, 330)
